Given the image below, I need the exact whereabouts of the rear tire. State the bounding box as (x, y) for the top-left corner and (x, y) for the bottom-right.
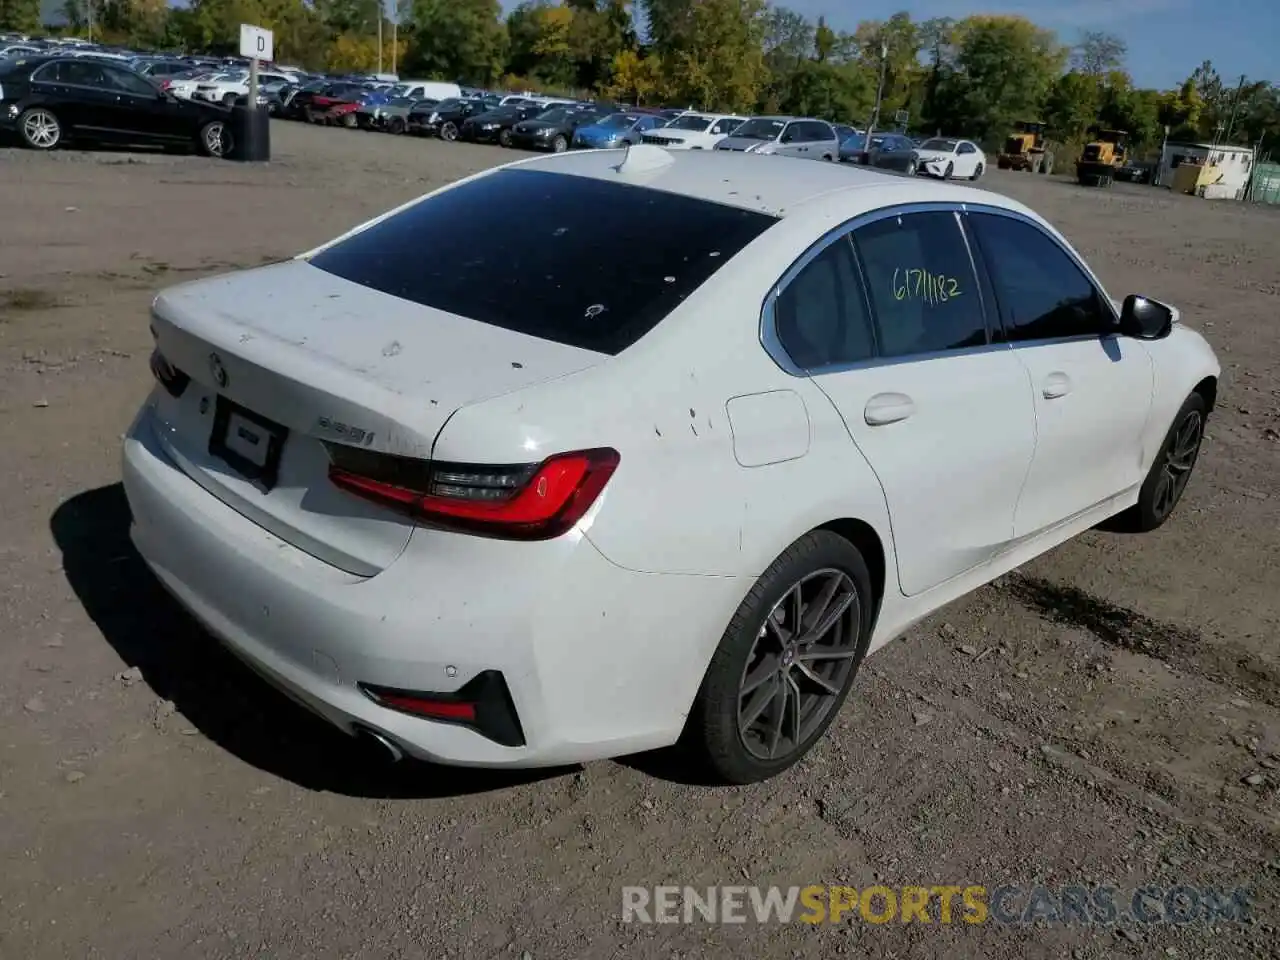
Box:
(970, 162), (984, 181)
(685, 531), (874, 785)
(1103, 393), (1207, 533)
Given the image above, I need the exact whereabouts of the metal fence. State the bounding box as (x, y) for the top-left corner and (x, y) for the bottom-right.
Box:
(1247, 162), (1280, 205)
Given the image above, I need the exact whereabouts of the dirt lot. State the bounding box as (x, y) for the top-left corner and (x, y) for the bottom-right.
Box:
(1, 121), (1278, 959)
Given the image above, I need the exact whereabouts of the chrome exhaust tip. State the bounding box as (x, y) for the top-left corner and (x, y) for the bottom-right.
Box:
(353, 724), (404, 763)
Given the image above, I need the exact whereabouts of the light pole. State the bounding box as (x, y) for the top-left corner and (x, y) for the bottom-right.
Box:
(864, 41), (889, 151)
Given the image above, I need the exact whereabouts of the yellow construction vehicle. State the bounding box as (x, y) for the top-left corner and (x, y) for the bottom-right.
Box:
(996, 120), (1055, 174)
(1076, 129), (1128, 187)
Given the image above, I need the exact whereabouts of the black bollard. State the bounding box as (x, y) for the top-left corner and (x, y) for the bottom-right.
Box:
(228, 105), (271, 162)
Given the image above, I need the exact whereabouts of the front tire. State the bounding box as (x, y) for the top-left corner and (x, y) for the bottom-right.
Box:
(1105, 393), (1207, 533)
(387, 116), (405, 135)
(943, 161), (954, 179)
(551, 134), (568, 153)
(498, 127), (513, 147)
(18, 107), (61, 150)
(970, 162), (984, 181)
(686, 531), (874, 785)
(439, 121), (458, 141)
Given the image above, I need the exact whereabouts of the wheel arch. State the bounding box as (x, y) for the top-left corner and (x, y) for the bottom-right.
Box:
(811, 517), (887, 627)
(1192, 374), (1217, 413)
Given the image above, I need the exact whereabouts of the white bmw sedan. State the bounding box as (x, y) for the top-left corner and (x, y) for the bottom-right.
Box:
(123, 146), (1218, 784)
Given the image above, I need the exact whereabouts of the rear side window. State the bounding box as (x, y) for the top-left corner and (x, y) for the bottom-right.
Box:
(309, 169), (777, 355)
(774, 238), (875, 369)
(851, 211), (987, 357)
(967, 212), (1115, 341)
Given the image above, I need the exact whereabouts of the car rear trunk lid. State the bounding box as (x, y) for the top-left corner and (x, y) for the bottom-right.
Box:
(148, 260), (606, 575)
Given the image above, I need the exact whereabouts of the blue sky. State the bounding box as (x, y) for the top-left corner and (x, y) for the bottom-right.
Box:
(498, 0), (1272, 90)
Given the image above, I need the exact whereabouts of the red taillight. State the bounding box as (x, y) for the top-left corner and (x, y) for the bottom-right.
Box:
(327, 447), (620, 540)
(160, 79), (172, 90)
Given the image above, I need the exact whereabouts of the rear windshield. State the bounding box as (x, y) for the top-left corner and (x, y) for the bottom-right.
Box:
(308, 168), (777, 355)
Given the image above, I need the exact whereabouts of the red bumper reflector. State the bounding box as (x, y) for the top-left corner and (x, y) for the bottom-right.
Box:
(371, 691), (476, 722)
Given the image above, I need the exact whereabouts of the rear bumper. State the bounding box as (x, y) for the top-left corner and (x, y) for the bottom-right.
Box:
(121, 398), (739, 767)
(509, 132), (555, 150)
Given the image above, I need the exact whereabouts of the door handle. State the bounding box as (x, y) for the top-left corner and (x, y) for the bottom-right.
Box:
(1042, 372), (1072, 399)
(864, 392), (916, 426)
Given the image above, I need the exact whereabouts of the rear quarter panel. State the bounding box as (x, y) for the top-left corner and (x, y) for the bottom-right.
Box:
(431, 213), (897, 582)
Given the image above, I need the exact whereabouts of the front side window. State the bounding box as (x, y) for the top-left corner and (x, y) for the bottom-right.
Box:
(852, 211), (987, 357)
(800, 121), (834, 141)
(957, 142), (976, 154)
(667, 114), (712, 132)
(309, 169), (778, 356)
(104, 66), (157, 96)
(921, 138), (957, 152)
(711, 118), (741, 135)
(966, 212), (1114, 341)
(774, 238), (875, 369)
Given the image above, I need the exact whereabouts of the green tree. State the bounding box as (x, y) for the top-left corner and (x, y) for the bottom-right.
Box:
(645, 0), (768, 111)
(0, 0), (40, 33)
(1045, 70), (1102, 143)
(936, 15), (1066, 141)
(403, 0), (507, 85)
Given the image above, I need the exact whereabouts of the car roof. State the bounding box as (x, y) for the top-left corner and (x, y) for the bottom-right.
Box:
(509, 147), (1029, 219)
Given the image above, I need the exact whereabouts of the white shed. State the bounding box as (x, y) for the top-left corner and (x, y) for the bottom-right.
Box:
(1158, 141), (1256, 200)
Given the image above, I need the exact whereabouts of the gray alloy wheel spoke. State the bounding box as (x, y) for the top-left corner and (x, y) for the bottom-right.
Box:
(1153, 469), (1176, 516)
(786, 584), (803, 642)
(740, 656), (780, 698)
(784, 673), (803, 747)
(791, 659), (841, 695)
(803, 574), (842, 632)
(739, 676), (779, 735)
(766, 679), (789, 757)
(801, 583), (855, 645)
(797, 646), (859, 662)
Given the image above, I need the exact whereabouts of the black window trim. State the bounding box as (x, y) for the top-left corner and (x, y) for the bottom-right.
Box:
(761, 201), (1000, 375)
(760, 201), (1120, 375)
(959, 206), (1120, 347)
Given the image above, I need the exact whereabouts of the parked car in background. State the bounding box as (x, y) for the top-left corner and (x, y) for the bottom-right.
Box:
(406, 96), (489, 140)
(714, 116), (841, 161)
(460, 102), (545, 145)
(508, 104), (608, 152)
(0, 55), (233, 156)
(840, 132), (919, 173)
(640, 112), (745, 150)
(134, 59), (197, 80)
(914, 137), (986, 180)
(359, 94), (434, 133)
(571, 111), (649, 149)
(833, 124), (859, 144)
(161, 69), (216, 100)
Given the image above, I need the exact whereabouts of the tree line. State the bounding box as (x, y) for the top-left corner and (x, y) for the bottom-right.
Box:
(2, 0), (1277, 153)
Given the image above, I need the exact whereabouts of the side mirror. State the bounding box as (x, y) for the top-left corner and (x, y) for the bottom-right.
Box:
(1119, 295), (1174, 340)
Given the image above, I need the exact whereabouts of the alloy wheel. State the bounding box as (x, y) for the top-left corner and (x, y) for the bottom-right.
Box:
(22, 109), (60, 149)
(1151, 410), (1203, 519)
(204, 122), (228, 157)
(737, 568), (861, 761)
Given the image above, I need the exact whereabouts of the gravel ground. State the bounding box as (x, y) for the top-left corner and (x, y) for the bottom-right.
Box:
(1, 121), (1278, 959)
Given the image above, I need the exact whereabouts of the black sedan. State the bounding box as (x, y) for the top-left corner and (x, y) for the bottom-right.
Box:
(508, 105), (607, 153)
(0, 55), (233, 156)
(458, 102), (545, 146)
(406, 96), (489, 140)
(839, 132), (919, 173)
